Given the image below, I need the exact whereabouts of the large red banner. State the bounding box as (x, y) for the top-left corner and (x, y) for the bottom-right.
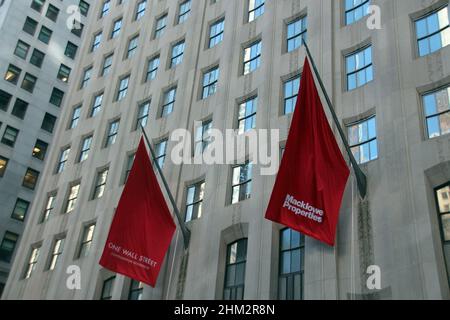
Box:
(100, 138), (176, 286)
(265, 58), (350, 246)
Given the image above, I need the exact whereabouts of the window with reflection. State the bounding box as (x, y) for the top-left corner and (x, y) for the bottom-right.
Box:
(279, 228), (304, 300)
(423, 86), (450, 139)
(347, 116), (378, 164)
(415, 6), (449, 57)
(224, 239), (247, 300)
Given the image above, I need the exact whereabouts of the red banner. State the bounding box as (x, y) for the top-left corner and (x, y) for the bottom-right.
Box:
(100, 138), (176, 286)
(265, 58), (350, 246)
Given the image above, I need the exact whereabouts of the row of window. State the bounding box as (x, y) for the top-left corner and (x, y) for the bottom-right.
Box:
(4, 179), (449, 296)
(77, 4), (449, 124)
(4, 219), (302, 300)
(98, 0), (190, 26)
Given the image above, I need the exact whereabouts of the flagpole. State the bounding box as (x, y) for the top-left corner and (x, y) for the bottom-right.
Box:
(302, 40), (367, 199)
(140, 125), (191, 249)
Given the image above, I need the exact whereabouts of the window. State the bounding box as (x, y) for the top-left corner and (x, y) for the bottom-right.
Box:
(135, 0), (146, 20)
(279, 228), (304, 300)
(135, 101), (150, 129)
(111, 18), (122, 39)
(46, 4), (59, 22)
(90, 92), (103, 117)
(116, 76), (129, 101)
(123, 153), (135, 183)
(30, 0), (45, 12)
(155, 14), (167, 38)
(65, 183), (80, 213)
(11, 198), (30, 221)
(346, 45), (373, 91)
(0, 90), (12, 111)
(178, 0), (191, 24)
(287, 16), (307, 53)
(237, 97), (257, 134)
(69, 105), (82, 129)
(345, 0), (371, 25)
(209, 18), (224, 48)
(185, 181), (205, 222)
(170, 40), (185, 67)
(11, 99), (28, 119)
(423, 86), (450, 139)
(48, 237), (65, 271)
(50, 87), (64, 107)
(78, 224), (95, 258)
(56, 147), (70, 173)
(283, 75), (300, 115)
(202, 67), (219, 99)
(161, 87), (176, 117)
(14, 40), (30, 59)
(126, 35), (139, 58)
(231, 162), (252, 204)
(91, 32), (102, 52)
(435, 183), (450, 283)
(79, 0), (90, 16)
(32, 139), (48, 161)
(0, 232), (18, 263)
(224, 239), (247, 300)
(348, 116), (378, 164)
(24, 246), (40, 279)
(11, 103), (26, 124)
(38, 26), (53, 44)
(30, 49), (45, 68)
(23, 17), (38, 36)
(416, 6), (450, 57)
(243, 41), (261, 75)
(2, 126), (19, 147)
(71, 22), (84, 37)
(57, 64), (71, 83)
(92, 168), (108, 199)
(194, 119), (212, 156)
(146, 56), (160, 81)
(23, 168), (39, 190)
(0, 156), (8, 177)
(101, 53), (113, 76)
(21, 73), (37, 93)
(248, 0), (264, 22)
(101, 276), (115, 300)
(41, 113), (57, 133)
(4, 64), (22, 85)
(155, 139), (167, 169)
(79, 135), (93, 162)
(100, 0), (110, 18)
(105, 120), (120, 147)
(128, 280), (143, 300)
(41, 193), (56, 222)
(80, 67), (92, 89)
(65, 42), (78, 59)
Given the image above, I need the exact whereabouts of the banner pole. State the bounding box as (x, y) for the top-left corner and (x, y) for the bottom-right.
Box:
(140, 125), (191, 249)
(302, 40), (367, 199)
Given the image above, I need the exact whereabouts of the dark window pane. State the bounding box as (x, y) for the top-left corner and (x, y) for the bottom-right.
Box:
(41, 113), (57, 133)
(0, 90), (13, 112)
(11, 99), (28, 119)
(23, 17), (38, 35)
(30, 49), (45, 68)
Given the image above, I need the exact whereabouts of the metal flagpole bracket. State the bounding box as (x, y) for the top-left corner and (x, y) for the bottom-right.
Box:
(140, 124), (191, 249)
(302, 40), (367, 199)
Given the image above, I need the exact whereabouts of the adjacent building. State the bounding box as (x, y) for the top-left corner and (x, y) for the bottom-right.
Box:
(0, 0), (88, 295)
(2, 0), (450, 300)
